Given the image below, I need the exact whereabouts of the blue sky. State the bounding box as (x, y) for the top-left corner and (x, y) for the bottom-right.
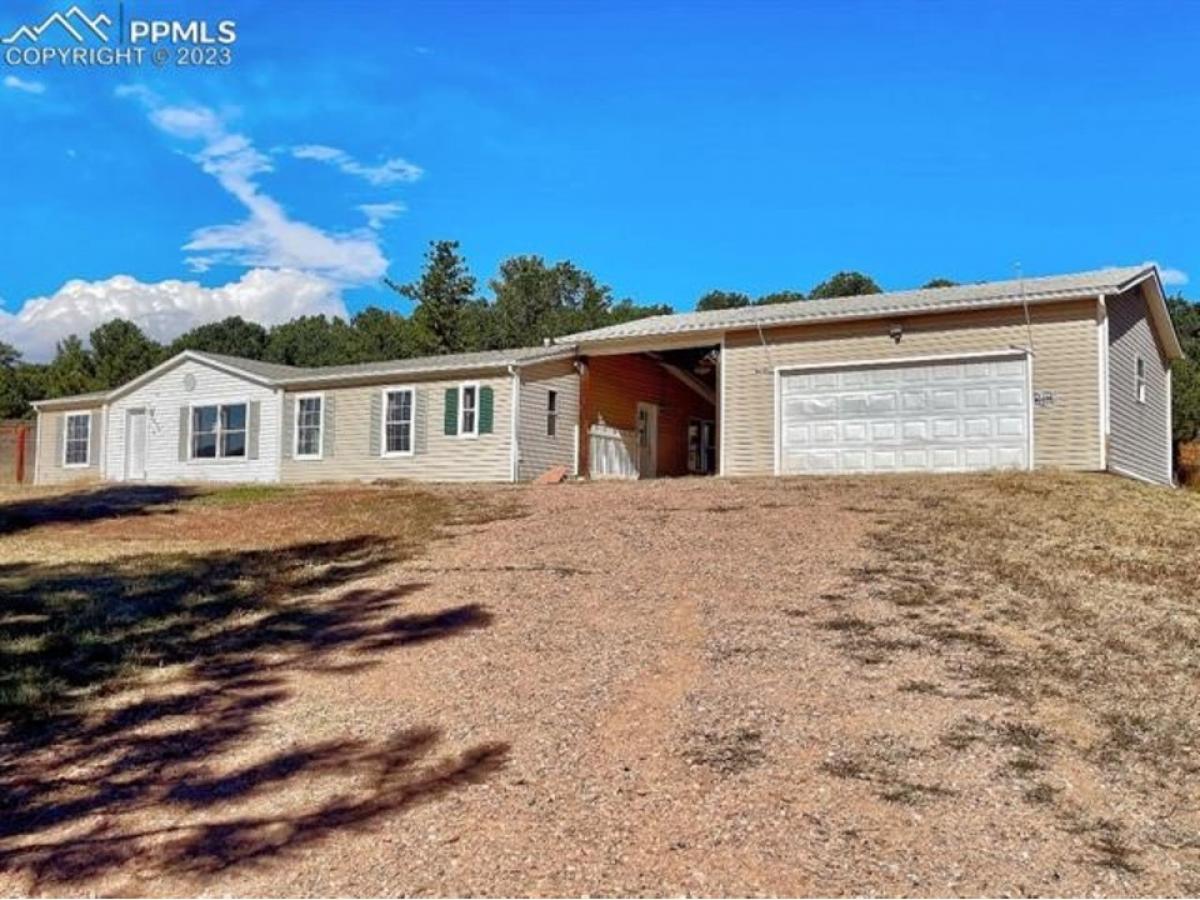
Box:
(1, 0), (1196, 358)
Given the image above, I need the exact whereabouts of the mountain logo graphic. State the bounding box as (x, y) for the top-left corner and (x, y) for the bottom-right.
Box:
(2, 5), (112, 44)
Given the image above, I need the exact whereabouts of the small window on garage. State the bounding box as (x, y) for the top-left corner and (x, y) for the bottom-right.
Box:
(546, 390), (558, 437)
(1135, 356), (1147, 405)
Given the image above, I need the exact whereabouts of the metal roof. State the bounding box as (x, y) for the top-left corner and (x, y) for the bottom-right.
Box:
(557, 265), (1156, 344)
(32, 344), (576, 409)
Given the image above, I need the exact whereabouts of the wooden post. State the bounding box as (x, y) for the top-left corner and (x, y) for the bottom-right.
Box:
(577, 358), (591, 478)
(15, 424), (27, 485)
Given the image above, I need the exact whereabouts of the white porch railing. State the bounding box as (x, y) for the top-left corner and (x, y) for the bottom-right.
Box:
(589, 424), (639, 479)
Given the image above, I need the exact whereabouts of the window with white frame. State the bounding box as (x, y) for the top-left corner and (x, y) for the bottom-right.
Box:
(192, 403), (247, 459)
(546, 389), (558, 437)
(383, 388), (414, 455)
(295, 395), (323, 458)
(459, 384), (478, 436)
(1135, 356), (1147, 404)
(64, 412), (90, 466)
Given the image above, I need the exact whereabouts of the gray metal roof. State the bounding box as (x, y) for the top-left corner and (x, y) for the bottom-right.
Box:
(557, 265), (1155, 345)
(34, 344), (576, 409)
(257, 345), (574, 385)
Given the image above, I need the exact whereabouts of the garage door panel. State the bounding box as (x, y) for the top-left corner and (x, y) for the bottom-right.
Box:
(780, 355), (1029, 475)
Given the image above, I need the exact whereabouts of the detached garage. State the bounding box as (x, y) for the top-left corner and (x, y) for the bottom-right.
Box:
(560, 264), (1184, 486)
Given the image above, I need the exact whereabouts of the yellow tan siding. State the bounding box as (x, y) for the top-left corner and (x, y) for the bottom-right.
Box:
(280, 373), (513, 484)
(722, 300), (1101, 476)
(35, 405), (105, 486)
(517, 359), (579, 481)
(1106, 286), (1173, 484)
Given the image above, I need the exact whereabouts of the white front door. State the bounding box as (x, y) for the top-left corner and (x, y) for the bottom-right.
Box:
(636, 401), (658, 478)
(778, 354), (1031, 475)
(126, 409), (148, 480)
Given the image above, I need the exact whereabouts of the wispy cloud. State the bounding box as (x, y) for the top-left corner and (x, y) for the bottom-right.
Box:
(292, 144), (424, 185)
(3, 74), (46, 95)
(1144, 260), (1189, 287)
(358, 201), (406, 230)
(117, 84), (388, 284)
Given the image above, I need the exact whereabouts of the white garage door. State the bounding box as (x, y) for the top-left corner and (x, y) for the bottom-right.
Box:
(778, 354), (1030, 474)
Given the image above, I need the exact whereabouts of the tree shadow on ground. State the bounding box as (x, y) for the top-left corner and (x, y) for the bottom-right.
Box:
(0, 484), (198, 536)
(0, 536), (505, 890)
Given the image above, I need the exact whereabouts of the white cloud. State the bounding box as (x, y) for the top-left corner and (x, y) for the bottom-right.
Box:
(117, 84), (389, 284)
(1144, 260), (1189, 287)
(292, 144), (424, 185)
(358, 201), (406, 230)
(3, 74), (46, 95)
(0, 269), (346, 362)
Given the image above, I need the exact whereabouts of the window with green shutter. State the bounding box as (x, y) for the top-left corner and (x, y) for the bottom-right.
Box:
(444, 387), (458, 435)
(479, 386), (494, 434)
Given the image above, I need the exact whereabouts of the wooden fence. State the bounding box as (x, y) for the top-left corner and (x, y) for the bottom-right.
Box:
(0, 420), (36, 485)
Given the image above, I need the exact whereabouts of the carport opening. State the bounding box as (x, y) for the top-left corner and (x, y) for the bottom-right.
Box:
(578, 345), (719, 479)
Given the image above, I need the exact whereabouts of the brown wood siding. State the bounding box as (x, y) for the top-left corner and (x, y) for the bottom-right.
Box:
(280, 373), (513, 484)
(585, 354), (715, 477)
(1107, 287), (1172, 484)
(722, 300), (1101, 476)
(35, 406), (105, 486)
(517, 359), (579, 481)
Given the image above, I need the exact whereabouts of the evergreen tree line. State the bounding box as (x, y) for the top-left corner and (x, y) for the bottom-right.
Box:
(1, 241), (1196, 444)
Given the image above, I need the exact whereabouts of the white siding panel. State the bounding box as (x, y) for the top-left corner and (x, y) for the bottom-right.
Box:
(724, 300), (1101, 476)
(517, 359), (580, 481)
(280, 374), (512, 483)
(105, 359), (281, 484)
(1106, 287), (1173, 484)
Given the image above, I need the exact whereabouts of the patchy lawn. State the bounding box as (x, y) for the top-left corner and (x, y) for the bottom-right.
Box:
(0, 473), (1196, 896)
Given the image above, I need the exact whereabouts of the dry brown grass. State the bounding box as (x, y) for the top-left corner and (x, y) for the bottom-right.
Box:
(819, 470), (1200, 884)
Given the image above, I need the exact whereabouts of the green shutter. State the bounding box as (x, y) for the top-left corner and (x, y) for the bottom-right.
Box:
(479, 386), (494, 434)
(444, 388), (458, 435)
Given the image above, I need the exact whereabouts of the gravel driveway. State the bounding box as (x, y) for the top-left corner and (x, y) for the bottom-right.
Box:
(1, 475), (1192, 896)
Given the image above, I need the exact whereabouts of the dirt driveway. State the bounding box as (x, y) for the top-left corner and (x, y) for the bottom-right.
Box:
(0, 475), (1197, 896)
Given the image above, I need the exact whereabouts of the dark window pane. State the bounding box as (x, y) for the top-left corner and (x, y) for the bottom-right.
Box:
(193, 432), (217, 458)
(222, 430), (246, 458)
(193, 406), (217, 433)
(222, 404), (247, 430)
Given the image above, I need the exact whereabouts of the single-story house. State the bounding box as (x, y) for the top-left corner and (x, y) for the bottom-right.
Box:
(33, 264), (1183, 488)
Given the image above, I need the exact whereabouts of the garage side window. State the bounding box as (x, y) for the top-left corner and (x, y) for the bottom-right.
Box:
(64, 413), (90, 466)
(192, 403), (247, 459)
(546, 390), (558, 437)
(295, 395), (323, 458)
(1135, 356), (1147, 404)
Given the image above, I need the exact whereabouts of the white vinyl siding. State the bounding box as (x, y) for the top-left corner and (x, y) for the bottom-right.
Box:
(104, 358), (280, 483)
(1106, 287), (1172, 485)
(723, 300), (1101, 476)
(280, 373), (513, 483)
(517, 358), (580, 481)
(36, 407), (103, 485)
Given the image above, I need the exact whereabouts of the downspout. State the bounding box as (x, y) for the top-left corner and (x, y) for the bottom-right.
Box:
(32, 408), (42, 486)
(508, 365), (520, 483)
(1098, 294), (1109, 471)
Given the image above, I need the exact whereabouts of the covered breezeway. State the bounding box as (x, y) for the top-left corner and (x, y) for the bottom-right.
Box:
(576, 345), (719, 479)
